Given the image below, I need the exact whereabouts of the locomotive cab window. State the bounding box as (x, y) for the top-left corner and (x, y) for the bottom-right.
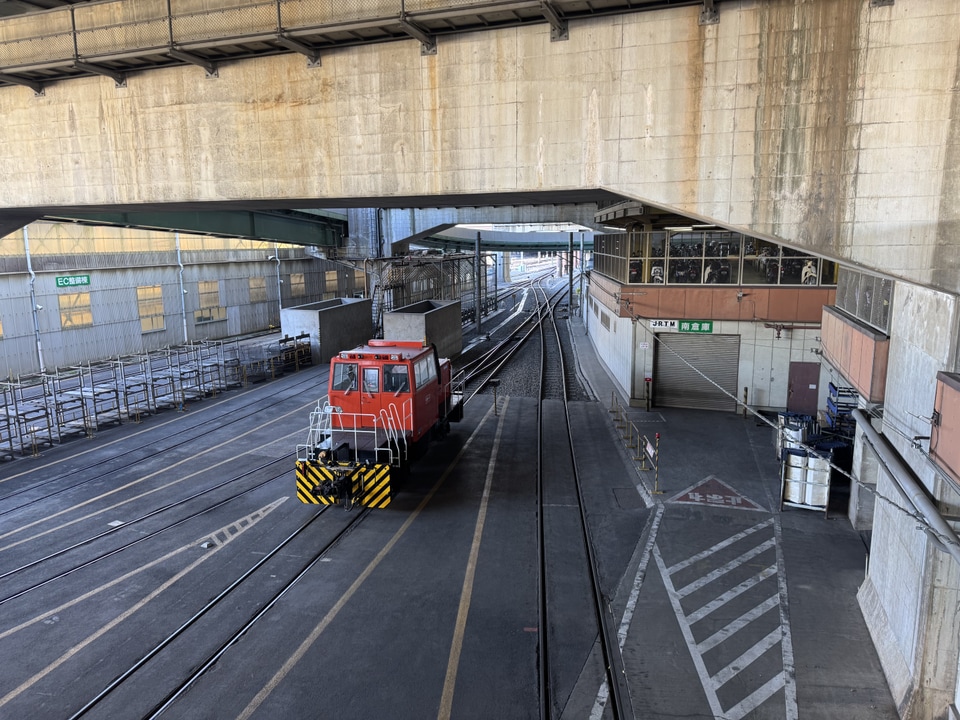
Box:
(333, 363), (358, 391)
(414, 356), (437, 389)
(363, 367), (380, 393)
(384, 364), (410, 393)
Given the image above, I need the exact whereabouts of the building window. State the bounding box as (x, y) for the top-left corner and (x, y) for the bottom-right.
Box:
(194, 280), (226, 323)
(324, 269), (338, 300)
(593, 231), (837, 287)
(59, 292), (93, 329)
(249, 277), (267, 303)
(290, 273), (306, 298)
(836, 268), (892, 333)
(137, 285), (165, 333)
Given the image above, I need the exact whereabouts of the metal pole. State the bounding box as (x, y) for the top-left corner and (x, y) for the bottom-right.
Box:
(568, 231), (574, 308)
(579, 231), (585, 313)
(654, 432), (661, 494)
(493, 253), (498, 311)
(475, 231), (482, 333)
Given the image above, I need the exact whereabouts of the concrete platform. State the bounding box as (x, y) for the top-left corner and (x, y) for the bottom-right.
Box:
(563, 308), (898, 719)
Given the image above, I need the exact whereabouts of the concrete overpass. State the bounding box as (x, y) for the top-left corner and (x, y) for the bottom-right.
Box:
(2, 1), (960, 718)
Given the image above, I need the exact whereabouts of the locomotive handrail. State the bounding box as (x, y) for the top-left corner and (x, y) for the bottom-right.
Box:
(297, 402), (397, 464)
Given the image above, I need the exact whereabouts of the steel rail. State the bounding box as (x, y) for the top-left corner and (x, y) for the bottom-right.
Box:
(548, 287), (634, 720)
(0, 457), (292, 604)
(535, 282), (551, 720)
(68, 506), (371, 719)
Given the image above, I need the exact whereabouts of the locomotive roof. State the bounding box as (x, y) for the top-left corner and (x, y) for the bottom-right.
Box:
(336, 339), (432, 361)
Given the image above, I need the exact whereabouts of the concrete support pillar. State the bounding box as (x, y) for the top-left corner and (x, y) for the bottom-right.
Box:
(500, 252), (511, 283)
(849, 420), (879, 530)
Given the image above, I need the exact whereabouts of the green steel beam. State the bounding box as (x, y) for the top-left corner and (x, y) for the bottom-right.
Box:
(44, 209), (346, 247)
(414, 235), (594, 253)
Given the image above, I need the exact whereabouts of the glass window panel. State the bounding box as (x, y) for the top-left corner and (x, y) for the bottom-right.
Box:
(137, 285), (165, 333)
(290, 272), (306, 297)
(362, 367), (380, 393)
(195, 280), (225, 323)
(59, 292), (93, 328)
(333, 362), (358, 391)
(383, 364), (410, 393)
(249, 277), (267, 303)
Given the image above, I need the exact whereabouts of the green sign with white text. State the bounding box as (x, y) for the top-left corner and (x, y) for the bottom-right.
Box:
(56, 274), (90, 288)
(678, 320), (713, 333)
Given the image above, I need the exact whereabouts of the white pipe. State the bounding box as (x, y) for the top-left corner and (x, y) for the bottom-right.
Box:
(176, 232), (188, 343)
(23, 226), (45, 372)
(274, 243), (282, 311)
(852, 408), (960, 566)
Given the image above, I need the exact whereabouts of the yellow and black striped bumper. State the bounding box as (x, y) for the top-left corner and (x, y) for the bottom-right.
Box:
(296, 460), (392, 508)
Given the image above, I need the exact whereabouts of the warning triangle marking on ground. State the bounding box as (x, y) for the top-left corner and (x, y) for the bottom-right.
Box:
(667, 475), (766, 512)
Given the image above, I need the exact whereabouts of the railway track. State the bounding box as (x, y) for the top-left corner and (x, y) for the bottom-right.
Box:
(458, 276), (633, 719)
(0, 457), (292, 606)
(2, 277), (635, 719)
(66, 507), (370, 720)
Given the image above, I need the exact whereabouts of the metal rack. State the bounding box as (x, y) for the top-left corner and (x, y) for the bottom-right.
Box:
(43, 368), (91, 440)
(279, 334), (312, 374)
(67, 362), (124, 432)
(0, 377), (55, 455)
(0, 331), (314, 461)
(114, 355), (155, 420)
(825, 382), (857, 438)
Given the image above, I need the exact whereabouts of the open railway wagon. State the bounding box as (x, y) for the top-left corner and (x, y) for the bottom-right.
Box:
(296, 339), (464, 509)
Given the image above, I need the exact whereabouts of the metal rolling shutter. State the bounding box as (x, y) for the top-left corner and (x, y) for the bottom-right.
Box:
(654, 333), (740, 411)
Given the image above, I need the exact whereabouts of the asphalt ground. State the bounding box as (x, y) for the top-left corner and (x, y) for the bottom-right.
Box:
(564, 308), (899, 720)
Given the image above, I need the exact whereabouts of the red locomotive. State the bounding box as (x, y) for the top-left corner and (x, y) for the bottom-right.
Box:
(296, 339), (463, 508)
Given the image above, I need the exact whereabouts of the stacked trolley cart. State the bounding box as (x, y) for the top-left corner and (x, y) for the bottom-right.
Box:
(777, 401), (854, 516)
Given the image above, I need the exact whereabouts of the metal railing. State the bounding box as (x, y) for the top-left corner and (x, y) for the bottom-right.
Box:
(0, 0), (502, 70)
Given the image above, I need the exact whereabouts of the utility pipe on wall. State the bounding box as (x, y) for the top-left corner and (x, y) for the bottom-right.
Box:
(176, 232), (188, 343)
(23, 226), (45, 372)
(852, 408), (960, 567)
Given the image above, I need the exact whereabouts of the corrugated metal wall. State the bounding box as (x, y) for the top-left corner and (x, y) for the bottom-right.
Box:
(0, 223), (366, 377)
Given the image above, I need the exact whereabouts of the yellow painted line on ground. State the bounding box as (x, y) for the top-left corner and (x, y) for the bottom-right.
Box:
(0, 497), (287, 710)
(237, 400), (499, 720)
(438, 397), (509, 720)
(0, 402), (314, 551)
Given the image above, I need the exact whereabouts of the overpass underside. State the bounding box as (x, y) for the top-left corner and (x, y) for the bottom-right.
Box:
(0, 0), (954, 297)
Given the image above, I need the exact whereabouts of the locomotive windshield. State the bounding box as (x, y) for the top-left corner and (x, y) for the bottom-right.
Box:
(332, 362), (358, 391)
(384, 364), (410, 393)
